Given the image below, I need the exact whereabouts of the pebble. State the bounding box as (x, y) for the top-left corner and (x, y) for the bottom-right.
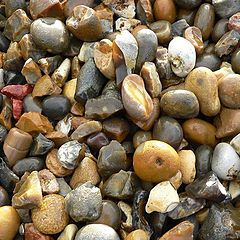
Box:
(57, 178), (72, 197)
(199, 204), (240, 240)
(194, 3), (215, 40)
(145, 181), (179, 213)
(30, 18), (69, 54)
(159, 221), (194, 240)
(153, 0), (176, 23)
(12, 157), (44, 177)
(195, 145), (212, 178)
(63, 78), (77, 104)
(160, 90), (199, 119)
(0, 206), (20, 240)
(212, 0), (240, 18)
(39, 169), (59, 194)
(75, 58), (107, 104)
(29, 133), (54, 156)
(119, 200), (133, 231)
(0, 186), (9, 206)
(140, 62), (162, 98)
(133, 29), (158, 72)
(46, 149), (73, 177)
(70, 156), (100, 188)
(25, 223), (54, 240)
(32, 194), (69, 234)
(231, 49), (240, 74)
(102, 170), (139, 199)
(212, 19), (229, 43)
(195, 52), (221, 71)
(211, 143), (240, 180)
(42, 96), (71, 121)
(153, 116), (183, 149)
(65, 182), (102, 222)
(3, 127), (33, 167)
(57, 224), (78, 240)
(182, 118), (217, 147)
(45, 131), (69, 148)
(133, 140), (180, 182)
(0, 32), (10, 52)
(91, 200), (121, 230)
(168, 37), (196, 77)
(214, 107), (240, 138)
(23, 94), (42, 113)
(12, 171), (42, 209)
(125, 229), (149, 240)
(230, 133), (240, 154)
(133, 131), (152, 149)
(16, 112), (53, 135)
(115, 17), (141, 32)
(38, 55), (62, 75)
(178, 150), (196, 184)
(185, 67), (220, 116)
(122, 74), (153, 121)
(57, 140), (85, 170)
(66, 5), (103, 41)
(87, 132), (110, 151)
(186, 171), (229, 202)
(172, 19), (190, 37)
(4, 9), (31, 42)
(75, 224), (120, 240)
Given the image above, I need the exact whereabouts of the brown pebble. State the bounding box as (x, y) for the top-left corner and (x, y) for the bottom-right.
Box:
(182, 118), (218, 146)
(70, 156), (100, 188)
(45, 131), (69, 148)
(218, 74), (240, 109)
(46, 149), (73, 177)
(125, 229), (150, 240)
(159, 221), (194, 240)
(0, 206), (20, 240)
(153, 0), (176, 23)
(3, 127), (32, 166)
(32, 194), (69, 234)
(16, 112), (54, 135)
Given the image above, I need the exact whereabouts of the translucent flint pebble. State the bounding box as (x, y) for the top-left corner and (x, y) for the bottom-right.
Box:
(211, 142), (240, 180)
(168, 36), (196, 77)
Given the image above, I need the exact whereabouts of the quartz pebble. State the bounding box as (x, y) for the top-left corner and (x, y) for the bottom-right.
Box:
(145, 181), (179, 214)
(211, 143), (240, 180)
(65, 182), (102, 222)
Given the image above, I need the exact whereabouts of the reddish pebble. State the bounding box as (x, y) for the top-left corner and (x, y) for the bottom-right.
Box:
(1, 84), (33, 100)
(228, 12), (240, 32)
(25, 223), (54, 240)
(12, 99), (23, 120)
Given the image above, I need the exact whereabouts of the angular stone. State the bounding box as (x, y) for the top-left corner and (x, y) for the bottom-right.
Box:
(74, 58), (107, 104)
(45, 131), (69, 148)
(0, 124), (7, 143)
(159, 221), (194, 240)
(19, 34), (47, 61)
(0, 32), (10, 52)
(87, 132), (110, 151)
(12, 171), (42, 209)
(21, 58), (42, 85)
(57, 140), (85, 170)
(57, 178), (72, 197)
(1, 84), (32, 100)
(3, 41), (24, 71)
(5, 0), (27, 18)
(199, 204), (240, 240)
(145, 181), (179, 214)
(30, 0), (64, 20)
(32, 75), (62, 98)
(4, 9), (31, 42)
(102, 170), (140, 200)
(71, 120), (102, 142)
(65, 182), (103, 222)
(11, 98), (23, 120)
(0, 104), (12, 130)
(56, 115), (72, 135)
(12, 157), (44, 177)
(39, 169), (59, 194)
(70, 156), (100, 188)
(16, 112), (54, 135)
(63, 78), (77, 104)
(98, 140), (128, 178)
(168, 192), (206, 219)
(52, 58), (71, 87)
(38, 55), (62, 75)
(185, 171), (230, 202)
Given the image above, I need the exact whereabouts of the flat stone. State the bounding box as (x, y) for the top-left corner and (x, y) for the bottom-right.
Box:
(65, 182), (103, 222)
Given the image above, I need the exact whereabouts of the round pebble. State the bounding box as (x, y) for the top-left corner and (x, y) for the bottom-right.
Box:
(133, 140), (180, 183)
(32, 194), (69, 234)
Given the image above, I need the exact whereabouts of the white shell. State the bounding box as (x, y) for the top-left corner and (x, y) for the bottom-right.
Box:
(145, 181), (179, 214)
(211, 143), (240, 180)
(168, 36), (196, 77)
